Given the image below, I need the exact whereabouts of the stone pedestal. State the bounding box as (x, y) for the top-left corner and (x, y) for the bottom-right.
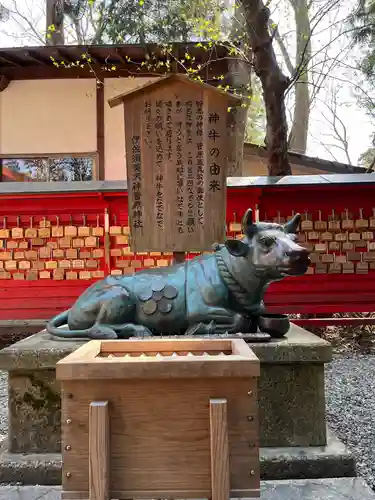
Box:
(0, 335), (85, 454)
(0, 325), (354, 484)
(253, 326), (330, 447)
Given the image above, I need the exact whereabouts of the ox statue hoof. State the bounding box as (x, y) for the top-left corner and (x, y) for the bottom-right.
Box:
(185, 321), (216, 336)
(88, 325), (118, 339)
(117, 324), (153, 339)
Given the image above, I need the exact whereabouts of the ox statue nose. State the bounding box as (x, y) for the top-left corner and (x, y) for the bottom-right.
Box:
(286, 248), (310, 264)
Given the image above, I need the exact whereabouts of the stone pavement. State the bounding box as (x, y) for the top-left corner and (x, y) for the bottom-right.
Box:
(1, 478), (375, 499)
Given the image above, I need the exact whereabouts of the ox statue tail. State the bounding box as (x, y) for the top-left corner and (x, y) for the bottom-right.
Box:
(46, 310), (118, 339)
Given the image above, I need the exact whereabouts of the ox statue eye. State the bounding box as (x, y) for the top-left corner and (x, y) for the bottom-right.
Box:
(260, 236), (276, 249)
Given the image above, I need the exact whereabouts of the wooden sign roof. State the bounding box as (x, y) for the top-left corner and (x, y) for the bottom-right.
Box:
(108, 73), (242, 108)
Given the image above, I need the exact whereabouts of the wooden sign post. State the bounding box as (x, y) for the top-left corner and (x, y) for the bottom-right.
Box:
(108, 74), (241, 255)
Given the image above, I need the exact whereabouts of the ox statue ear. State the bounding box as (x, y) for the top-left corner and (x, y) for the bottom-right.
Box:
(225, 239), (249, 257)
(241, 208), (256, 237)
(284, 213), (302, 234)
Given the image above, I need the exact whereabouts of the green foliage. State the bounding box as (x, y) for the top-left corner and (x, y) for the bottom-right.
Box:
(245, 77), (266, 146)
(5, 157), (93, 182)
(359, 146), (375, 169)
(90, 0), (264, 137)
(0, 3), (9, 22)
(26, 158), (93, 182)
(350, 1), (375, 162)
(84, 0), (225, 44)
(351, 0), (375, 79)
(4, 159), (20, 173)
(51, 0), (265, 147)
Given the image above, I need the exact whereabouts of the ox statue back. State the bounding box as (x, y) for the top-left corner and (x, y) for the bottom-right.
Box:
(46, 209), (310, 340)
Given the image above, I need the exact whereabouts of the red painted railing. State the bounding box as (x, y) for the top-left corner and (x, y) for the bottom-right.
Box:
(0, 176), (374, 322)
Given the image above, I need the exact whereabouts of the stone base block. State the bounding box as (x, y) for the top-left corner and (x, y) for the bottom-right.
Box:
(260, 429), (355, 480)
(262, 478), (375, 500)
(0, 320), (47, 347)
(0, 430), (354, 486)
(0, 450), (61, 485)
(8, 369), (60, 453)
(0, 324), (332, 453)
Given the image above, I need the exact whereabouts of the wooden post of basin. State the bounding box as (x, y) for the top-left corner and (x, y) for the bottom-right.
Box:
(89, 401), (110, 500)
(210, 398), (230, 500)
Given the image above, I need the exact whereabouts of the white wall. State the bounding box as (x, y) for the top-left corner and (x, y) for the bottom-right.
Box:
(104, 77), (156, 180)
(0, 79), (97, 155)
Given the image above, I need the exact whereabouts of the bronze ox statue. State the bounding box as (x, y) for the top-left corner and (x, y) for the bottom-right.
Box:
(46, 209), (310, 340)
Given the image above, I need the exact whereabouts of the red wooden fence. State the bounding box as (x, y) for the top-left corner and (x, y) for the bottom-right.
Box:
(0, 175), (374, 321)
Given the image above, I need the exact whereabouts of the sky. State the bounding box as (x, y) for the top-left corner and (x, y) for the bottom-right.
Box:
(273, 0), (374, 165)
(0, 0), (372, 166)
(311, 98), (373, 165)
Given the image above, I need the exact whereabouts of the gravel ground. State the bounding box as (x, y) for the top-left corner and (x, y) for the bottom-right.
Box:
(0, 372), (7, 441)
(325, 353), (375, 490)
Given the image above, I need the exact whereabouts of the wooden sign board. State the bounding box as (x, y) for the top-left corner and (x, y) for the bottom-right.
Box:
(109, 74), (241, 253)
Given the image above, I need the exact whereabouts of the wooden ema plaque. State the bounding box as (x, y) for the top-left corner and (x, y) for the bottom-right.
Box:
(108, 74), (242, 253)
(57, 338), (260, 500)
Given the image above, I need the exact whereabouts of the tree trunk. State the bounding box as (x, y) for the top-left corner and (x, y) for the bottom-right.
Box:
(240, 0), (291, 176)
(226, 84), (250, 176)
(288, 75), (310, 153)
(288, 0), (311, 153)
(46, 0), (64, 45)
(226, 2), (251, 176)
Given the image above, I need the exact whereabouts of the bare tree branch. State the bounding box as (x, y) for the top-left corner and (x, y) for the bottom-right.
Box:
(269, 17), (294, 75)
(8, 0), (45, 43)
(315, 87), (352, 164)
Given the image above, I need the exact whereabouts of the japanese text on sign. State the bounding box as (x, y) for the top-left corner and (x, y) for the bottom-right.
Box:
(144, 100), (152, 146)
(155, 100), (164, 229)
(186, 100), (195, 233)
(131, 135), (143, 229)
(208, 112), (222, 194)
(196, 141), (204, 226)
(176, 107), (184, 234)
(166, 99), (173, 160)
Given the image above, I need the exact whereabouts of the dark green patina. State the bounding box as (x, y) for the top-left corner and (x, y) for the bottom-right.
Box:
(18, 373), (60, 411)
(46, 209), (310, 340)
